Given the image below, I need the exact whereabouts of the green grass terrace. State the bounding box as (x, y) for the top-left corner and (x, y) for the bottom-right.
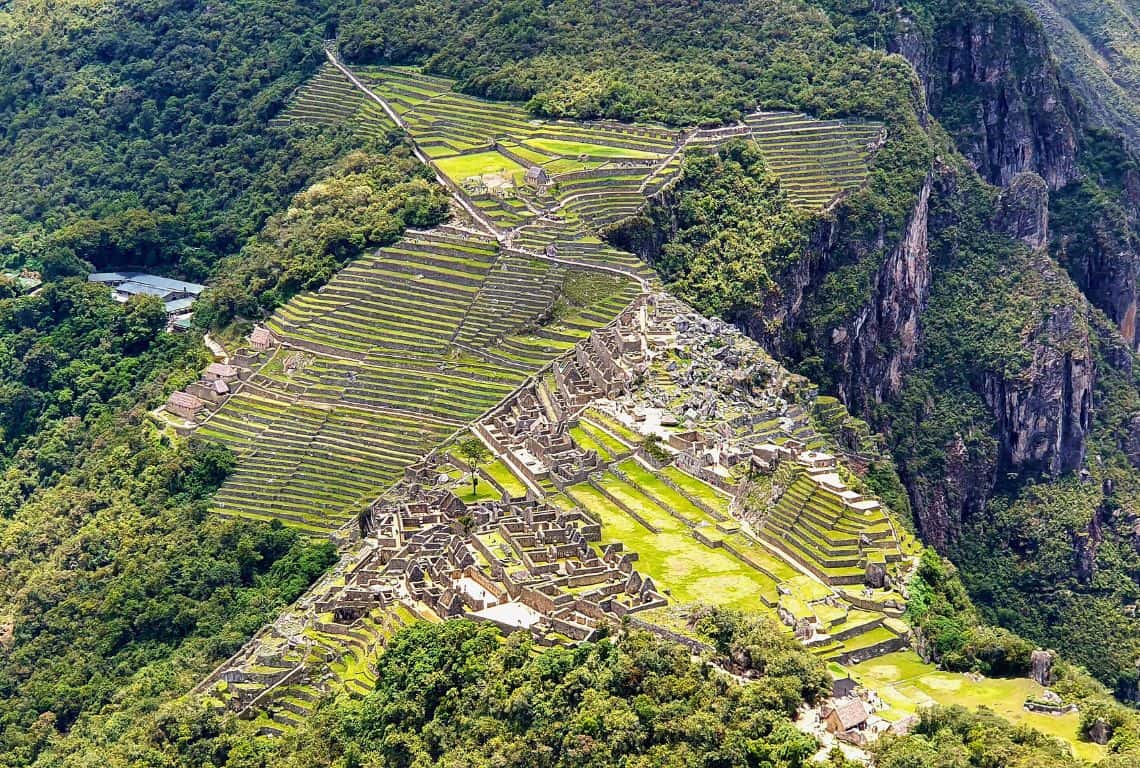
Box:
(203, 225), (645, 533)
(271, 62), (394, 140)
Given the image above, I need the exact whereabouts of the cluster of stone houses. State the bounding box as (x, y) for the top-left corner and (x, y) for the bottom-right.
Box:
(198, 449), (669, 715)
(362, 453), (666, 642)
(479, 383), (605, 490)
(162, 326), (276, 431)
(819, 683), (916, 746)
(476, 293), (835, 499)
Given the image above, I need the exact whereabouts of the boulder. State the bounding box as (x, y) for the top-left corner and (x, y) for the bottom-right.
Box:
(864, 561), (888, 589)
(1089, 718), (1111, 745)
(1030, 648), (1055, 686)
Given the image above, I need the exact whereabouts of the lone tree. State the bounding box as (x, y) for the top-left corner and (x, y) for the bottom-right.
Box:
(457, 437), (490, 495)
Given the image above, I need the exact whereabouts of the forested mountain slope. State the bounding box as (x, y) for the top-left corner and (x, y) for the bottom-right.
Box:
(7, 0), (1140, 765)
(0, 0), (354, 278)
(1023, 0), (1140, 144)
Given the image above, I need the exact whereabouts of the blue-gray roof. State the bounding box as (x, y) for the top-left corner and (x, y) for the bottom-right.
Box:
(116, 281), (173, 297)
(89, 272), (205, 295)
(163, 297), (195, 314)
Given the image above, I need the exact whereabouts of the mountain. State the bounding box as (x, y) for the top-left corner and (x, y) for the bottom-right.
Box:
(5, 0), (1140, 765)
(1024, 0), (1140, 143)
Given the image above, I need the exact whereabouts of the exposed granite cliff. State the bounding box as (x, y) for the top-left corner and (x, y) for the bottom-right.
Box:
(984, 175), (1093, 476)
(905, 432), (997, 551)
(981, 298), (1093, 477)
(993, 171), (1049, 249)
(890, 6), (1080, 189)
(1054, 164), (1140, 352)
(827, 175), (933, 412)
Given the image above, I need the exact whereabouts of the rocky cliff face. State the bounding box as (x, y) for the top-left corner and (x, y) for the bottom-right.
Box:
(984, 171), (1092, 475)
(1055, 168), (1140, 352)
(982, 299), (1093, 476)
(827, 175), (933, 413)
(906, 432), (997, 551)
(993, 171), (1050, 249)
(891, 7), (1080, 190)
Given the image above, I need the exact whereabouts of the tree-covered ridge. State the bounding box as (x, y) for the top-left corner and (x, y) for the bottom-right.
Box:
(619, 142), (810, 323)
(0, 282), (338, 764)
(339, 0), (921, 126)
(23, 615), (1119, 767)
(0, 0), (356, 279)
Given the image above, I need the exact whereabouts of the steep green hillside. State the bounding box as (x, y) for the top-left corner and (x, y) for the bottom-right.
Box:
(1024, 0), (1140, 142)
(9, 0), (1140, 765)
(0, 0), (351, 279)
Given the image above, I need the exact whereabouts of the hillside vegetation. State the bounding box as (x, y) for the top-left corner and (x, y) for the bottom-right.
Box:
(7, 0), (1140, 766)
(0, 0), (352, 279)
(1024, 0), (1140, 143)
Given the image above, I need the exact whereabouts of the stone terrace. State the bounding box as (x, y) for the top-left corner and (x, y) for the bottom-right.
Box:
(691, 111), (883, 210)
(474, 294), (917, 664)
(196, 224), (642, 534)
(271, 62), (394, 140)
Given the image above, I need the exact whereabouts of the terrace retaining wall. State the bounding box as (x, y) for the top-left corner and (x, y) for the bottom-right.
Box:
(588, 477), (661, 533)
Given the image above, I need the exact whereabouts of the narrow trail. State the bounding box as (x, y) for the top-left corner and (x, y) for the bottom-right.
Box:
(638, 128), (695, 194)
(323, 46), (501, 239)
(324, 44), (656, 291)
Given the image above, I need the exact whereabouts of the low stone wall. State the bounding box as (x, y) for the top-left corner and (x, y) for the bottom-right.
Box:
(284, 337), (369, 361)
(837, 635), (907, 666)
(1024, 700), (1078, 715)
(627, 616), (714, 655)
(610, 465), (694, 529)
(553, 165), (650, 184)
(494, 144), (538, 170)
(837, 589), (906, 617)
(588, 476), (661, 533)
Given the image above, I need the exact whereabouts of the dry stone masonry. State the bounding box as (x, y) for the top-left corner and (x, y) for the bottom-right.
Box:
(194, 54), (904, 736)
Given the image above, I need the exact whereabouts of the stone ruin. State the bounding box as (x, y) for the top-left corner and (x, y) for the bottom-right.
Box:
(354, 472), (667, 643)
(162, 326), (279, 433)
(194, 290), (917, 726)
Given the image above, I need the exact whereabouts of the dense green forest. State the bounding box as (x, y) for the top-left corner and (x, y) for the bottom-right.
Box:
(0, 282), (339, 764)
(615, 142), (808, 322)
(8, 0), (1140, 764)
(0, 0), (354, 279)
(22, 614), (1113, 767)
(0, 0), (450, 757)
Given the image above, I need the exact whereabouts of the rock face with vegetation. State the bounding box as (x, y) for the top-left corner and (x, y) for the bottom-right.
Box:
(894, 2), (1080, 189)
(10, 0), (1140, 764)
(827, 174), (933, 411)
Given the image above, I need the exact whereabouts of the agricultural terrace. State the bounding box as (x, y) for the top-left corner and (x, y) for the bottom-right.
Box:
(200, 225), (641, 534)
(271, 63), (394, 140)
(691, 112), (882, 209)
(560, 452), (903, 663)
(278, 58), (881, 282)
(358, 65), (682, 239)
(208, 561), (432, 737)
(758, 463), (915, 586)
(850, 651), (1105, 762)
